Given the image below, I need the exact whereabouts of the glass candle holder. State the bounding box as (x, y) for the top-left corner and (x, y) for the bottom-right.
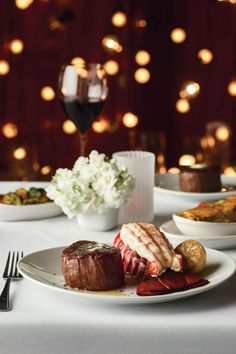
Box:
(113, 151), (155, 223)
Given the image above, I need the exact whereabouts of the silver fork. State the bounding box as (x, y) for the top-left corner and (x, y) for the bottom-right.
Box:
(0, 251), (23, 311)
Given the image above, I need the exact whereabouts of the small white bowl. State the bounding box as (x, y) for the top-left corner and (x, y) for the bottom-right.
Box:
(173, 213), (236, 237)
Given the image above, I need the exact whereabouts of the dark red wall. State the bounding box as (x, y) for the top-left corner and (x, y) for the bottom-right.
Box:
(0, 0), (236, 179)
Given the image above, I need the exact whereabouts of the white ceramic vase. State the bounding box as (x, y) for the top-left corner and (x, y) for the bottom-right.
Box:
(76, 208), (119, 231)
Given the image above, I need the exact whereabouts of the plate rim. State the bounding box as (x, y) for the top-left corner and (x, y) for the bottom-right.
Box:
(160, 219), (236, 240)
(18, 245), (236, 304)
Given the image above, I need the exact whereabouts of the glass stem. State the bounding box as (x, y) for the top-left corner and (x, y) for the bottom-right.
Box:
(80, 132), (87, 156)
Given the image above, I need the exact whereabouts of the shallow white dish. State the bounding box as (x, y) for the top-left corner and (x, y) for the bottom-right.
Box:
(161, 220), (236, 250)
(0, 181), (62, 221)
(155, 174), (236, 202)
(18, 246), (236, 304)
(173, 213), (236, 237)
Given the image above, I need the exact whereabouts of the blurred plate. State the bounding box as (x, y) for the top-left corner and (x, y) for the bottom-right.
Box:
(0, 181), (62, 221)
(155, 173), (236, 202)
(18, 246), (236, 304)
(160, 220), (236, 250)
(173, 213), (236, 237)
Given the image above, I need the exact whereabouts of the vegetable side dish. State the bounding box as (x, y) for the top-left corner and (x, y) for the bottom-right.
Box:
(0, 188), (51, 205)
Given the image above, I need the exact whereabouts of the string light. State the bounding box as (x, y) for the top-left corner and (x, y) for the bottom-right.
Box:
(0, 60), (10, 75)
(170, 28), (186, 43)
(92, 118), (109, 133)
(62, 120), (77, 134)
(13, 147), (26, 160)
(111, 12), (127, 27)
(41, 165), (52, 175)
(104, 60), (119, 75)
(40, 86), (55, 101)
(176, 98), (190, 113)
(135, 50), (151, 66)
(71, 57), (85, 66)
(9, 39), (24, 54)
(228, 80), (236, 96)
(134, 68), (150, 84)
(15, 0), (34, 10)
(2, 123), (18, 138)
(198, 49), (213, 64)
(122, 112), (139, 128)
(179, 154), (196, 166)
(215, 126), (230, 141)
(102, 35), (122, 53)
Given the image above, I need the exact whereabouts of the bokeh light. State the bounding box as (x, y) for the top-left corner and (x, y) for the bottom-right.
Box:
(197, 49), (213, 64)
(157, 154), (165, 164)
(2, 123), (18, 138)
(159, 166), (167, 174)
(71, 57), (85, 66)
(201, 136), (216, 149)
(134, 68), (150, 84)
(135, 19), (147, 28)
(102, 35), (123, 53)
(176, 98), (190, 113)
(40, 165), (52, 175)
(135, 50), (151, 66)
(182, 81), (200, 98)
(32, 162), (40, 171)
(122, 112), (139, 128)
(170, 28), (186, 43)
(0, 60), (10, 75)
(104, 60), (119, 75)
(179, 154), (196, 166)
(168, 167), (180, 174)
(40, 86), (55, 101)
(224, 166), (236, 176)
(92, 118), (109, 133)
(111, 11), (127, 27)
(228, 80), (236, 96)
(15, 0), (34, 10)
(13, 147), (26, 160)
(9, 39), (24, 54)
(215, 126), (230, 141)
(62, 120), (77, 134)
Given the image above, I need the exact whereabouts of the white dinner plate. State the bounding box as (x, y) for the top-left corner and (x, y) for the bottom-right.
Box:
(155, 173), (236, 202)
(0, 181), (62, 221)
(18, 246), (236, 304)
(160, 219), (236, 250)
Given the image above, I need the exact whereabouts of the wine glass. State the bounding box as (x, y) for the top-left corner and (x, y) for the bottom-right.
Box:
(58, 62), (108, 156)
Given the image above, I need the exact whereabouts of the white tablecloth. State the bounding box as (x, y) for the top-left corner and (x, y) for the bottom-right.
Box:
(0, 185), (236, 354)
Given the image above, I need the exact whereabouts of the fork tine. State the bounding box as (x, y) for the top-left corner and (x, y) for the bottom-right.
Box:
(13, 252), (20, 278)
(3, 252), (11, 278)
(9, 252), (15, 278)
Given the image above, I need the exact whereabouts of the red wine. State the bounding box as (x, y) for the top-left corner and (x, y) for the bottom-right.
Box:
(61, 99), (105, 133)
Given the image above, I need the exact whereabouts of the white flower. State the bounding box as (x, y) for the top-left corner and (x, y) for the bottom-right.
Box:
(46, 150), (135, 218)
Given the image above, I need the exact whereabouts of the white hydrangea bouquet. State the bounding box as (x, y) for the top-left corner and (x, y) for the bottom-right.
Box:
(46, 150), (135, 219)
